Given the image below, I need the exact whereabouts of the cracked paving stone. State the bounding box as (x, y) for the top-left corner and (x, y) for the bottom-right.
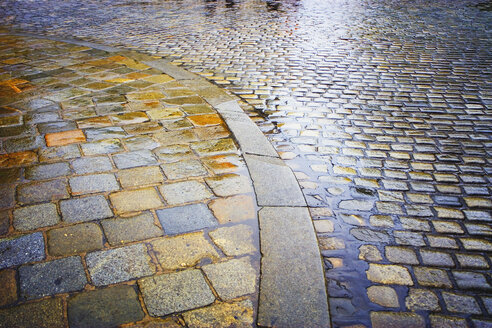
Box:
(151, 232), (219, 269)
(183, 300), (255, 328)
(156, 203), (217, 235)
(47, 222), (104, 256)
(68, 285), (144, 328)
(101, 212), (163, 245)
(86, 243), (155, 286)
(60, 195), (113, 223)
(0, 232), (45, 269)
(19, 256), (87, 300)
(138, 269), (215, 317)
(13, 202), (60, 231)
(209, 224), (256, 256)
(203, 257), (257, 300)
(0, 298), (64, 328)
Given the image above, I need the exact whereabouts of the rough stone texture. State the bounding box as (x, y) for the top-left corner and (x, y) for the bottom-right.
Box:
(385, 246), (419, 265)
(203, 258), (257, 300)
(371, 312), (425, 328)
(156, 203), (217, 235)
(109, 187), (163, 214)
(118, 166), (164, 188)
(367, 286), (399, 308)
(60, 195), (113, 223)
(72, 156), (113, 174)
(47, 223), (104, 256)
(138, 270), (215, 317)
(0, 269), (17, 307)
(414, 267), (452, 288)
(112, 150), (157, 169)
(161, 159), (208, 180)
(366, 264), (413, 286)
(183, 300), (255, 328)
(244, 154), (305, 206)
(429, 315), (468, 328)
(208, 195), (256, 224)
(45, 129), (85, 147)
(68, 285), (144, 328)
(25, 162), (71, 180)
(86, 243), (155, 286)
(257, 207), (329, 327)
(102, 212), (162, 245)
(205, 174), (253, 197)
(159, 180), (212, 205)
(209, 224), (256, 256)
(0, 298), (64, 328)
(0, 232), (45, 269)
(151, 232), (219, 269)
(19, 256), (87, 300)
(13, 202), (60, 231)
(442, 292), (481, 314)
(69, 173), (119, 195)
(16, 179), (69, 204)
(405, 289), (441, 311)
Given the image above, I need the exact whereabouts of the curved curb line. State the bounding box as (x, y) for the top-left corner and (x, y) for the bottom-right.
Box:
(4, 31), (331, 328)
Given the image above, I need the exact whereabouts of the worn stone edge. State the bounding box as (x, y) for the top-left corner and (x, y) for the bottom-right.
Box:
(2, 31), (331, 327)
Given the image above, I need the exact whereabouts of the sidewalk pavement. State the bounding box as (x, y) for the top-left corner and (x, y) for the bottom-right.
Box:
(0, 34), (329, 327)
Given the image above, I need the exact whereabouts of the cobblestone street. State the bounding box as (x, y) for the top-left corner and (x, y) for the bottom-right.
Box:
(1, 0), (492, 327)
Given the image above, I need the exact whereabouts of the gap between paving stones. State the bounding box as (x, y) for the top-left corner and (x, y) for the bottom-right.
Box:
(1, 32), (331, 327)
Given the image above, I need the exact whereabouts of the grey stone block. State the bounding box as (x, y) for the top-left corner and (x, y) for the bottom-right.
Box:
(0, 232), (45, 269)
(244, 154), (306, 206)
(60, 195), (113, 223)
(72, 156), (113, 174)
(19, 256), (87, 300)
(69, 173), (119, 195)
(17, 179), (69, 204)
(138, 270), (215, 316)
(156, 203), (217, 235)
(13, 203), (60, 231)
(25, 162), (71, 180)
(257, 207), (329, 328)
(101, 212), (163, 246)
(112, 150), (157, 169)
(86, 243), (155, 286)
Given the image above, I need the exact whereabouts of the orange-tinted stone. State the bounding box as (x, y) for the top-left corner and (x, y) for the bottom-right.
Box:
(0, 269), (18, 306)
(0, 151), (37, 168)
(45, 129), (86, 147)
(209, 195), (256, 224)
(188, 114), (223, 126)
(125, 72), (150, 80)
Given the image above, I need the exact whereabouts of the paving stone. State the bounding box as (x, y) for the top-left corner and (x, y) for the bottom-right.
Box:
(102, 212), (162, 245)
(460, 238), (492, 251)
(45, 129), (86, 147)
(367, 286), (399, 308)
(257, 207), (329, 328)
(25, 162), (71, 180)
(19, 256), (87, 300)
(110, 187), (163, 214)
(385, 246), (419, 265)
(69, 173), (119, 195)
(68, 285), (144, 328)
(151, 232), (219, 269)
(453, 271), (491, 290)
(319, 236), (345, 250)
(138, 269), (215, 316)
(47, 223), (104, 256)
(442, 292), (481, 314)
(205, 173), (253, 197)
(366, 264), (413, 286)
(81, 138), (124, 155)
(86, 243), (155, 286)
(72, 156), (113, 174)
(0, 269), (17, 307)
(0, 210), (9, 236)
(371, 312), (425, 328)
(244, 154), (305, 206)
(17, 179), (69, 204)
(183, 300), (254, 328)
(13, 202), (60, 231)
(394, 231), (426, 246)
(208, 194), (256, 224)
(60, 195), (113, 223)
(39, 144), (80, 161)
(420, 250), (455, 267)
(0, 297), (64, 328)
(405, 289), (440, 311)
(314, 220), (335, 233)
(429, 315), (468, 328)
(0, 232), (45, 269)
(118, 166), (164, 188)
(414, 267), (452, 288)
(3, 136), (44, 153)
(456, 254), (489, 269)
(427, 235), (458, 249)
(209, 224), (256, 256)
(159, 180), (212, 205)
(482, 297), (492, 314)
(350, 228), (390, 243)
(85, 127), (126, 141)
(203, 257), (257, 300)
(358, 245), (383, 262)
(161, 159), (208, 180)
(113, 150), (157, 169)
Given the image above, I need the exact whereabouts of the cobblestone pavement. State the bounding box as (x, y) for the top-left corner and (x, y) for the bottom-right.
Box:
(0, 35), (261, 327)
(1, 0), (492, 327)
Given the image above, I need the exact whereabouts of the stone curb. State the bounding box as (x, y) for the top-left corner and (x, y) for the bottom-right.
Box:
(3, 31), (331, 327)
